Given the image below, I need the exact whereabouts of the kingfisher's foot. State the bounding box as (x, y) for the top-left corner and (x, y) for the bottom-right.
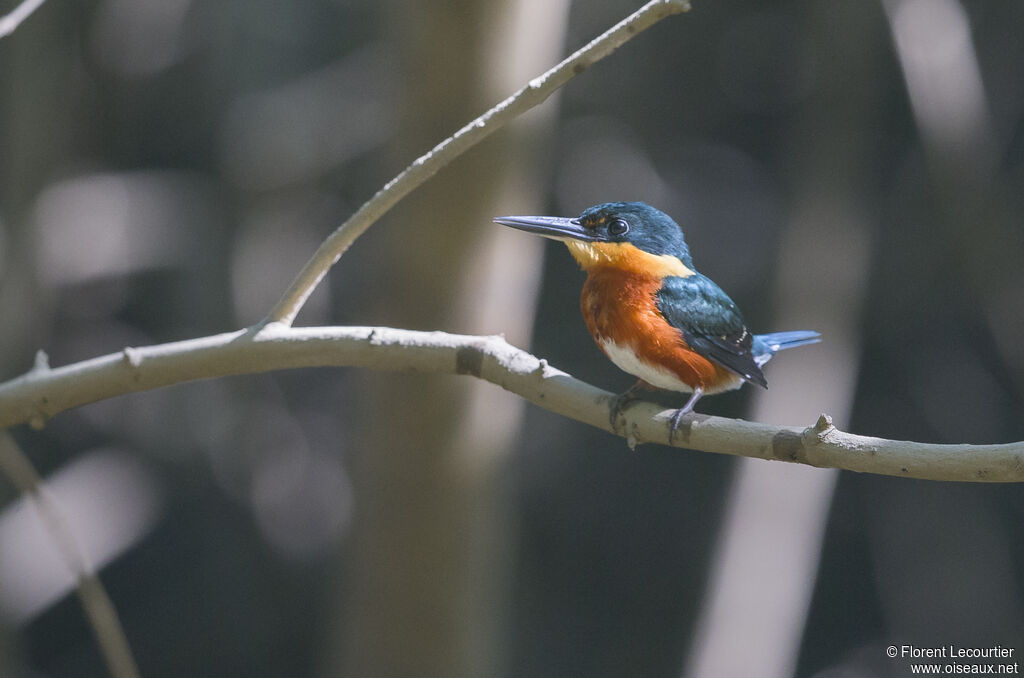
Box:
(608, 381), (650, 431)
(668, 387), (703, 445)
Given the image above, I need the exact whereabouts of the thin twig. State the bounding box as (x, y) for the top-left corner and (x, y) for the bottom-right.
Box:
(264, 0), (691, 327)
(0, 326), (1021, 482)
(0, 0), (47, 39)
(0, 433), (142, 678)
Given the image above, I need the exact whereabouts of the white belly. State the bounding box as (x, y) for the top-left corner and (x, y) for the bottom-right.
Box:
(599, 339), (745, 395)
(600, 339), (694, 393)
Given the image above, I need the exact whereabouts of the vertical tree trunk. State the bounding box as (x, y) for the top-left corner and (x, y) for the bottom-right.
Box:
(327, 3), (569, 677)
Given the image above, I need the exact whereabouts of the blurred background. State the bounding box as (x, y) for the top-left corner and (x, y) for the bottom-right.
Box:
(1, 0), (1023, 676)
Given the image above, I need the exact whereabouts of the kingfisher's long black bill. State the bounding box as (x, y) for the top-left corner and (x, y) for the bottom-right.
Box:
(493, 214), (600, 242)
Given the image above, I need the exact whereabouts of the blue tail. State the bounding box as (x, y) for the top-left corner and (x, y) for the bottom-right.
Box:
(752, 330), (820, 366)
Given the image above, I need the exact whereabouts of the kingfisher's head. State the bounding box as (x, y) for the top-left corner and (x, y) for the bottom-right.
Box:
(493, 201), (695, 276)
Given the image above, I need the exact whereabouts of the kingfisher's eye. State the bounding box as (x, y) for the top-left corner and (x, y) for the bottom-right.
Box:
(609, 218), (629, 236)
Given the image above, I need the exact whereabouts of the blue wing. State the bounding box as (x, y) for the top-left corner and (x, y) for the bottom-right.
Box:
(655, 274), (768, 388)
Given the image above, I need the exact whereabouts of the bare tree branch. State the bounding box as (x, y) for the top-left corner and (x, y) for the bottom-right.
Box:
(0, 432), (141, 678)
(1, 326), (1021, 482)
(264, 0), (692, 327)
(0, 0), (47, 39)
(2, 4), (697, 672)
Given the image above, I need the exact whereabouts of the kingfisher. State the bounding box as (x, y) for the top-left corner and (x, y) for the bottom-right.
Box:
(494, 201), (820, 442)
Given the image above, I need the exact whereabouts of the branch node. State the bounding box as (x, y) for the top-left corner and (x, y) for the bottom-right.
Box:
(455, 344), (486, 378)
(122, 347), (142, 368)
(251, 320), (286, 338)
(367, 328), (391, 347)
(32, 349), (50, 372)
(772, 429), (806, 463)
(626, 426), (639, 451)
(812, 413), (834, 436)
(28, 412), (47, 430)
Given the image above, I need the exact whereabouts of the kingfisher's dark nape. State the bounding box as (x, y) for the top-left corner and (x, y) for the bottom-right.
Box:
(493, 201), (820, 444)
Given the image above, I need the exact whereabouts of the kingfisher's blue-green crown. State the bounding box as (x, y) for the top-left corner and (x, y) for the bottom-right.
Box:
(577, 202), (694, 267)
(492, 201), (695, 270)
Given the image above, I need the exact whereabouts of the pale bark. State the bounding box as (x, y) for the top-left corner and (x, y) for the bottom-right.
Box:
(1, 325), (1021, 483)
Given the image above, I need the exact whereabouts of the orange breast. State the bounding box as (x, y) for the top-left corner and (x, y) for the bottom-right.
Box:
(580, 268), (739, 393)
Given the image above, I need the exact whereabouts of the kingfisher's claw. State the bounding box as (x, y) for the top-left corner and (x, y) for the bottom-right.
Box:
(608, 381), (648, 431)
(667, 387), (703, 445)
